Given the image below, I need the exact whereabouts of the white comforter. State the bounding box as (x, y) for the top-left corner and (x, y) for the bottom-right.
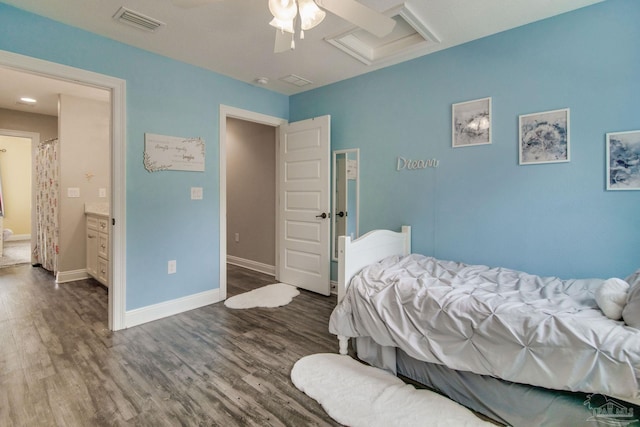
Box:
(329, 254), (640, 398)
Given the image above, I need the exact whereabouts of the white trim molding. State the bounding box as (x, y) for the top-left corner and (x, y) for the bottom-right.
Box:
(5, 234), (31, 242)
(56, 269), (90, 284)
(125, 288), (222, 328)
(227, 255), (276, 276)
(330, 280), (338, 295)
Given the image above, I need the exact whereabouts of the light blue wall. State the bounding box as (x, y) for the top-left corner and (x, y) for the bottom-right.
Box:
(0, 3), (288, 309)
(2, 0), (638, 310)
(293, 0), (640, 280)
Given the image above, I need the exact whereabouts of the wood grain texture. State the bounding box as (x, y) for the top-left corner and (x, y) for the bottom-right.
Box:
(0, 264), (341, 426)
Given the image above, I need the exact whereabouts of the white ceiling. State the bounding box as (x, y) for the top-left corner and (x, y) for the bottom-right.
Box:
(0, 66), (109, 116)
(0, 0), (602, 116)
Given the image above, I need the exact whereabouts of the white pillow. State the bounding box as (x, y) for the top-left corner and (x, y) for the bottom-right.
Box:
(595, 278), (630, 320)
(623, 281), (640, 328)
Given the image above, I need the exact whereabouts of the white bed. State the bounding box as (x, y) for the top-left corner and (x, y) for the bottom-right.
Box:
(331, 226), (640, 426)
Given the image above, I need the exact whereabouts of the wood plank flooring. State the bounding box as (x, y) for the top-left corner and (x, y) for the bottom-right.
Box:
(0, 263), (342, 426)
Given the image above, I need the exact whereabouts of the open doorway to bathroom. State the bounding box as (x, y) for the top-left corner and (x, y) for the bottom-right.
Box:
(0, 132), (34, 266)
(0, 68), (111, 281)
(0, 50), (126, 331)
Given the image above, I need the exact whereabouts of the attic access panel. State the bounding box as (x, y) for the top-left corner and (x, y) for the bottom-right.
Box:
(325, 3), (440, 66)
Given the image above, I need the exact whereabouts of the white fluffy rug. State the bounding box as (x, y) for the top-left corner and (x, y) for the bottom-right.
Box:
(291, 353), (493, 427)
(224, 283), (300, 309)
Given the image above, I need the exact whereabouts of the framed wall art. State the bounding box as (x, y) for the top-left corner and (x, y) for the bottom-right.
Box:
(144, 133), (205, 172)
(452, 97), (491, 148)
(606, 130), (640, 190)
(519, 108), (570, 165)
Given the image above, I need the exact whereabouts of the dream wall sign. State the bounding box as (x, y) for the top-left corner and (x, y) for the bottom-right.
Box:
(144, 133), (205, 172)
(396, 156), (440, 171)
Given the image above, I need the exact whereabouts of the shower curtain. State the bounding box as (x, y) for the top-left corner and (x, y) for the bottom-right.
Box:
(34, 138), (59, 273)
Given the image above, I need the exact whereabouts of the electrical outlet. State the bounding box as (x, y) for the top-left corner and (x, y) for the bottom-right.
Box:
(168, 260), (177, 274)
(235, 233), (240, 243)
(99, 188), (107, 198)
(191, 187), (203, 200)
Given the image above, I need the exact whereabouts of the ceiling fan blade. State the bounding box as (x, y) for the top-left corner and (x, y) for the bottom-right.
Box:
(316, 0), (395, 38)
(274, 30), (294, 53)
(171, 0), (220, 9)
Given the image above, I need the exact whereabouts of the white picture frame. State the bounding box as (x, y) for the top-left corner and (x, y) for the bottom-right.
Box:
(519, 108), (570, 165)
(452, 97), (491, 148)
(606, 130), (640, 190)
(143, 133), (205, 172)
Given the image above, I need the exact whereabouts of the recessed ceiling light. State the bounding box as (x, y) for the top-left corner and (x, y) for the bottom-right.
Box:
(20, 97), (37, 104)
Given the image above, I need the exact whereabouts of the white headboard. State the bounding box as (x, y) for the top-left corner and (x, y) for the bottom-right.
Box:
(337, 226), (411, 302)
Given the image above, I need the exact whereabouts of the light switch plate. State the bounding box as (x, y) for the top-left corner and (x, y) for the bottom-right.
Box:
(67, 187), (80, 198)
(191, 187), (203, 200)
(168, 260), (177, 274)
(99, 188), (107, 198)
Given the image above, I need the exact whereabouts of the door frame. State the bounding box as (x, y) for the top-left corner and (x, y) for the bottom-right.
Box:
(0, 129), (39, 258)
(0, 49), (127, 331)
(219, 105), (287, 299)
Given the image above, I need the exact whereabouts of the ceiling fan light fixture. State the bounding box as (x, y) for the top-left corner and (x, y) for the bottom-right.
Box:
(298, 0), (326, 31)
(268, 0), (297, 22)
(269, 17), (295, 33)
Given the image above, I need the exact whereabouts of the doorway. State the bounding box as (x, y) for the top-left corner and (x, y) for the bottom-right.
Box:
(225, 117), (277, 276)
(219, 105), (286, 299)
(0, 50), (126, 331)
(219, 106), (331, 298)
(0, 132), (35, 262)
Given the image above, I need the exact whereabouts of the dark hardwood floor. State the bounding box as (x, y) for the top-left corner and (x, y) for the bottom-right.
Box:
(0, 263), (341, 426)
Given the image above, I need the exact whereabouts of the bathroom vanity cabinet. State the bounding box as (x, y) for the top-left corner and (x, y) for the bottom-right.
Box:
(86, 213), (109, 287)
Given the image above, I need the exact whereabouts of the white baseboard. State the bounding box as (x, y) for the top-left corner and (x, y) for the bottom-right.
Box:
(125, 288), (222, 328)
(56, 269), (90, 283)
(227, 255), (275, 276)
(5, 234), (30, 242)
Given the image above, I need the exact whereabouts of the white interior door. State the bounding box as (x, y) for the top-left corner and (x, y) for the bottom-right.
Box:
(278, 115), (331, 296)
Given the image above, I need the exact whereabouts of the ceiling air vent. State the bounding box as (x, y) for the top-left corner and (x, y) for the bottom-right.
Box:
(279, 74), (313, 87)
(113, 7), (165, 32)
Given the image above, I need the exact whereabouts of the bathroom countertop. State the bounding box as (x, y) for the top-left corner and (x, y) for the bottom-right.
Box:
(84, 202), (109, 217)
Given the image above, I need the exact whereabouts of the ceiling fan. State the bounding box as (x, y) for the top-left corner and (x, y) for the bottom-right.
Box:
(170, 0), (396, 53)
(269, 0), (396, 52)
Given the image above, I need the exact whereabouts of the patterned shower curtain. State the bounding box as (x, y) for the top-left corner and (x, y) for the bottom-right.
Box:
(34, 138), (59, 273)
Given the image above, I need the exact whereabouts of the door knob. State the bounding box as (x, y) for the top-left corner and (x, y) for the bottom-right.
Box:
(336, 211), (345, 218)
(315, 212), (329, 219)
